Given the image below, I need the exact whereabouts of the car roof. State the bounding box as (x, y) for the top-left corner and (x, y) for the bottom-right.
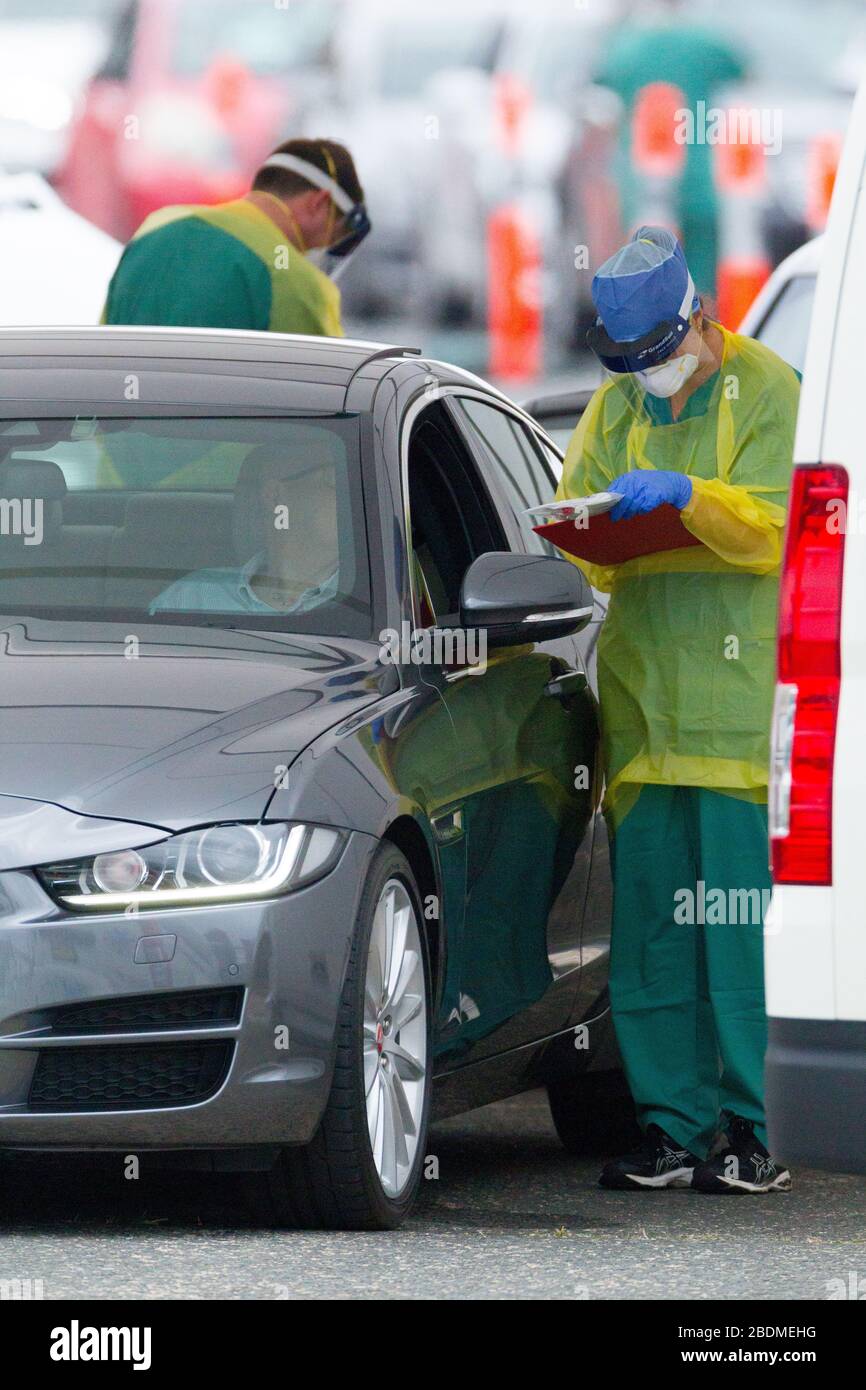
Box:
(0, 325), (421, 370)
(0, 326), (430, 415)
(0, 326), (534, 422)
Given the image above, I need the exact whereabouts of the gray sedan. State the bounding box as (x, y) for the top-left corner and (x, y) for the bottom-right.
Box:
(0, 327), (630, 1229)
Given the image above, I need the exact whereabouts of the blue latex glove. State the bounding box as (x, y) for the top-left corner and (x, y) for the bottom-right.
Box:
(608, 470), (692, 521)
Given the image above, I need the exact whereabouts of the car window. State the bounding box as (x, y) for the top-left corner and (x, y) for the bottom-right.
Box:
(452, 398), (558, 556)
(0, 415), (372, 638)
(405, 400), (505, 624)
(533, 422), (573, 455)
(754, 274), (815, 375)
(533, 434), (565, 483)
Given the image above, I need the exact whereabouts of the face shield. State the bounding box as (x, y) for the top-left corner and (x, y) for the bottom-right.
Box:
(259, 151), (371, 282)
(586, 273), (711, 423)
(585, 225), (718, 423)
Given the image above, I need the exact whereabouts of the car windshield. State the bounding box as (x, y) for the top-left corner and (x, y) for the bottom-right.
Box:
(172, 0), (338, 78)
(0, 415), (372, 637)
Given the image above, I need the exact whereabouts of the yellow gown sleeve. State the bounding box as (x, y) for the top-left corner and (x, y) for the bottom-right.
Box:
(678, 343), (797, 573)
(680, 476), (787, 574)
(556, 350), (795, 582)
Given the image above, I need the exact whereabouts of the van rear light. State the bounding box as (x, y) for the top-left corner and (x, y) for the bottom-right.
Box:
(770, 464), (847, 885)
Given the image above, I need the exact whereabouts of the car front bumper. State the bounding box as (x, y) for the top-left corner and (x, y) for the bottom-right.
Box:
(0, 830), (377, 1152)
(765, 1016), (866, 1175)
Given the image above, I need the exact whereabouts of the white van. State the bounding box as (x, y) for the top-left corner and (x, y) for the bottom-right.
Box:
(765, 80), (866, 1175)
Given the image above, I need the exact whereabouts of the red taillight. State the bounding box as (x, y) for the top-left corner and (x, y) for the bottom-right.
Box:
(771, 464), (847, 884)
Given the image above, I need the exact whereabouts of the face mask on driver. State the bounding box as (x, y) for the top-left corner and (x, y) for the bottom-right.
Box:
(635, 352), (699, 398)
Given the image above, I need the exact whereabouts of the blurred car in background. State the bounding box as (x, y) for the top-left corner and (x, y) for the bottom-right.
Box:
(521, 385), (594, 461)
(737, 234), (820, 376)
(0, 0), (122, 178)
(417, 1), (622, 344)
(58, 0), (342, 240)
(0, 172), (119, 323)
(303, 0), (517, 317)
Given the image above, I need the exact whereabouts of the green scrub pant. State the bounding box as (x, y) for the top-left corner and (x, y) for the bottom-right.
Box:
(609, 784), (770, 1157)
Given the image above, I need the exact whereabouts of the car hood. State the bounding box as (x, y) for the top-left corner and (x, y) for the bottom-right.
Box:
(0, 617), (386, 832)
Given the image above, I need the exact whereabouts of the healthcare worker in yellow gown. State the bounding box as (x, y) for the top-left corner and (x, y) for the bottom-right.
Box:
(558, 227), (797, 1193)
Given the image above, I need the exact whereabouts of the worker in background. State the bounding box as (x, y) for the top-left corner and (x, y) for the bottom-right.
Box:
(102, 138), (369, 336)
(558, 226), (798, 1193)
(595, 0), (745, 295)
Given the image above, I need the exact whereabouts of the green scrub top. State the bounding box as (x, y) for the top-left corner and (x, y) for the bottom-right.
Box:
(103, 197), (344, 337)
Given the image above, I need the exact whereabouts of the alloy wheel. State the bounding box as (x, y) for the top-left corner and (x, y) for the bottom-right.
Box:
(363, 877), (428, 1198)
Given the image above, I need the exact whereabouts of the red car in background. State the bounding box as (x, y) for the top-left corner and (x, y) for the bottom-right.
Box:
(57, 0), (340, 240)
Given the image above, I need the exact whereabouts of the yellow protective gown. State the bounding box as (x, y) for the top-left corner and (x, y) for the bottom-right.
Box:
(557, 326), (799, 827)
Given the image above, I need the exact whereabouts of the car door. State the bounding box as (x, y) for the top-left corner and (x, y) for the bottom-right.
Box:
(451, 393), (612, 1032)
(402, 393), (599, 1066)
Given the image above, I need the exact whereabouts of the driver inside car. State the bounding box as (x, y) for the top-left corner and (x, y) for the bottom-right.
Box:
(150, 446), (339, 616)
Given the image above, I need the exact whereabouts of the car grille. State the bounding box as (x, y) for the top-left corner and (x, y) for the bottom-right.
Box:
(49, 988), (243, 1035)
(28, 1041), (233, 1111)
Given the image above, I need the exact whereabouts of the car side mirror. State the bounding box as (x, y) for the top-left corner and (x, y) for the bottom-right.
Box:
(459, 552), (594, 648)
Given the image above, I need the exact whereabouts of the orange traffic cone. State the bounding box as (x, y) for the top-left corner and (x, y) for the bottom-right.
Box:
(487, 201), (542, 383)
(714, 115), (772, 328)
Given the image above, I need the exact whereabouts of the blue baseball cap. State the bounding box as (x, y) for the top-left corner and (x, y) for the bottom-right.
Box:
(586, 226), (700, 373)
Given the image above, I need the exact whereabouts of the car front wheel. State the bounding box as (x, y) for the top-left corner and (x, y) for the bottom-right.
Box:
(252, 844), (432, 1230)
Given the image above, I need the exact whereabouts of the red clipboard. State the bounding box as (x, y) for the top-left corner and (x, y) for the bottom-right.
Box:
(533, 503), (702, 566)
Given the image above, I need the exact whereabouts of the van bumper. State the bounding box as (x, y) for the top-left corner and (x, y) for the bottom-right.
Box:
(765, 1017), (866, 1175)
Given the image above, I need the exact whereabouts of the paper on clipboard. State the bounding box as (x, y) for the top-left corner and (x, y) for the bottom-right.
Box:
(523, 492), (622, 524)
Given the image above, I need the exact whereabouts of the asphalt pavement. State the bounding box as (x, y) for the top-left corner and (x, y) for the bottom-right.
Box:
(1, 1089), (863, 1301)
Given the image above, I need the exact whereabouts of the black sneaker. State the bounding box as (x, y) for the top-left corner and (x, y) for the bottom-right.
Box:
(691, 1114), (792, 1194)
(599, 1123), (700, 1190)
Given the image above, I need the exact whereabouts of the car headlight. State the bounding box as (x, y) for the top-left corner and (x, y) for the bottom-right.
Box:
(36, 822), (347, 912)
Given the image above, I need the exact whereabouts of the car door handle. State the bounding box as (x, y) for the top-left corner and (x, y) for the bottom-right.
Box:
(431, 807), (464, 844)
(545, 669), (587, 701)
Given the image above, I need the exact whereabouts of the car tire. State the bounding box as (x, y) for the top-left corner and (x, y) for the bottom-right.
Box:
(249, 843), (432, 1231)
(547, 1069), (641, 1157)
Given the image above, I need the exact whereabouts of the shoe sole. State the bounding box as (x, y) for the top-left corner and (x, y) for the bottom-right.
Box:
(599, 1166), (695, 1190)
(693, 1170), (792, 1195)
